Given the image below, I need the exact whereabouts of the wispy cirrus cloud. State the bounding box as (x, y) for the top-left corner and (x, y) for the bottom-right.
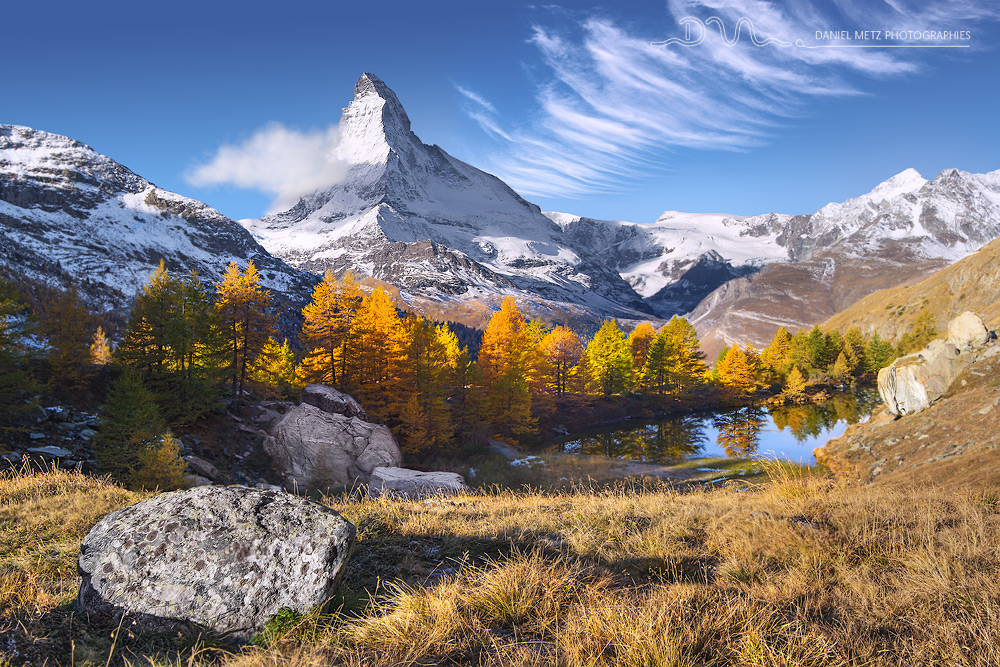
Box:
(459, 0), (997, 198)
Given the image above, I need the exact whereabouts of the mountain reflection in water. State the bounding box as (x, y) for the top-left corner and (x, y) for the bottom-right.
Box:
(559, 389), (882, 464)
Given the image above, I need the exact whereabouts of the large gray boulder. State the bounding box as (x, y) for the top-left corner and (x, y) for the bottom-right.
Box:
(369, 467), (471, 499)
(301, 384), (369, 421)
(77, 486), (355, 639)
(878, 312), (992, 416)
(264, 404), (401, 491)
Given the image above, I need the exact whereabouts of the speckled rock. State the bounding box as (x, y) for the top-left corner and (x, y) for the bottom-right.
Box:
(264, 404), (401, 491)
(77, 485), (355, 639)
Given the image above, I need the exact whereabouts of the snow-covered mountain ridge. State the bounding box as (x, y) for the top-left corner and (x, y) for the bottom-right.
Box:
(3, 73), (999, 345)
(244, 73), (651, 322)
(244, 74), (1000, 330)
(0, 124), (316, 308)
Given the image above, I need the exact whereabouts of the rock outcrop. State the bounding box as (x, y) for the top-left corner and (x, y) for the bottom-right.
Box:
(368, 467), (471, 499)
(301, 384), (369, 421)
(77, 486), (355, 639)
(877, 312), (993, 417)
(263, 387), (401, 491)
(815, 333), (1000, 485)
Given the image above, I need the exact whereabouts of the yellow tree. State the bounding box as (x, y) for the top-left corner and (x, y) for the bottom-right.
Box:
(249, 336), (297, 396)
(783, 366), (807, 397)
(585, 320), (633, 397)
(90, 325), (112, 365)
(661, 316), (707, 390)
(716, 345), (757, 396)
(299, 270), (362, 388)
(479, 296), (536, 436)
(395, 317), (460, 453)
(216, 261), (275, 410)
(349, 286), (403, 411)
(641, 328), (678, 394)
(761, 326), (793, 379)
(539, 326), (584, 395)
(627, 322), (656, 387)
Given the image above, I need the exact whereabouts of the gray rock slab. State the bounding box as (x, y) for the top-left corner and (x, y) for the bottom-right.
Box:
(77, 485), (355, 639)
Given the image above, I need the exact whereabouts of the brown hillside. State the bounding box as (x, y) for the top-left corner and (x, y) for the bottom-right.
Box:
(823, 236), (1000, 338)
(690, 251), (945, 359)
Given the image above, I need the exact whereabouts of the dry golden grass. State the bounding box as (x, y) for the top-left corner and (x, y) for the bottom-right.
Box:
(0, 464), (139, 621)
(4, 466), (1000, 666)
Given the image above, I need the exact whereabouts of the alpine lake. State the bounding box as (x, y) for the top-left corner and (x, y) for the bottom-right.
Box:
(553, 389), (883, 468)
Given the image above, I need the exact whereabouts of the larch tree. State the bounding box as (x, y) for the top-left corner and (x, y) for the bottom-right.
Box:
(585, 320), (633, 397)
(395, 317), (460, 453)
(783, 366), (807, 396)
(40, 285), (93, 395)
(216, 261), (275, 411)
(661, 316), (707, 391)
(716, 345), (757, 396)
(94, 369), (167, 483)
(761, 326), (793, 379)
(130, 433), (189, 491)
(641, 328), (678, 394)
(478, 296), (536, 436)
(539, 325), (584, 395)
(117, 263), (224, 423)
(299, 270), (362, 388)
(627, 322), (656, 386)
(843, 328), (868, 375)
(90, 326), (112, 365)
(349, 286), (403, 411)
(865, 332), (894, 374)
(249, 336), (297, 396)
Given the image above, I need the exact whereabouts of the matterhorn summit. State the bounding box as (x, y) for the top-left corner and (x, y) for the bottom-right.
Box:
(244, 73), (649, 322)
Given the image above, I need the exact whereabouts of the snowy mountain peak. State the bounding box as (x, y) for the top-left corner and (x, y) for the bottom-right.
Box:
(1, 124), (147, 198)
(337, 72), (414, 165)
(867, 167), (927, 200)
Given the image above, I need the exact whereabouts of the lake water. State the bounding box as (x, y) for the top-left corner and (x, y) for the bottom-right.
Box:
(558, 389), (883, 465)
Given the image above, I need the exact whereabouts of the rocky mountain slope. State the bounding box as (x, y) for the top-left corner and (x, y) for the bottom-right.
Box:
(0, 125), (315, 309)
(823, 235), (1000, 339)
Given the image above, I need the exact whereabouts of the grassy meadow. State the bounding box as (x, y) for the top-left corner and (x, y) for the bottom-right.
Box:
(3, 465), (1000, 666)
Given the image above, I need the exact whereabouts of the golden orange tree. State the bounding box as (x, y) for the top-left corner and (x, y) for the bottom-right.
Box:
(216, 261), (275, 410)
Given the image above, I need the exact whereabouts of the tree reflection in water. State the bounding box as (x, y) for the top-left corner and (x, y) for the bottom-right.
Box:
(560, 389), (880, 464)
(714, 406), (767, 458)
(770, 389), (882, 443)
(564, 414), (707, 464)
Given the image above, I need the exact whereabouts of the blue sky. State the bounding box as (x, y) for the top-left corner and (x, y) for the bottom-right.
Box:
(5, 0), (998, 222)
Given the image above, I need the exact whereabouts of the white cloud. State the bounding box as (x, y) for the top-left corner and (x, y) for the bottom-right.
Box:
(455, 85), (497, 114)
(186, 123), (348, 212)
(461, 0), (997, 198)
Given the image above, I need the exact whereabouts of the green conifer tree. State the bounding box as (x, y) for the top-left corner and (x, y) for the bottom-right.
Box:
(95, 370), (167, 482)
